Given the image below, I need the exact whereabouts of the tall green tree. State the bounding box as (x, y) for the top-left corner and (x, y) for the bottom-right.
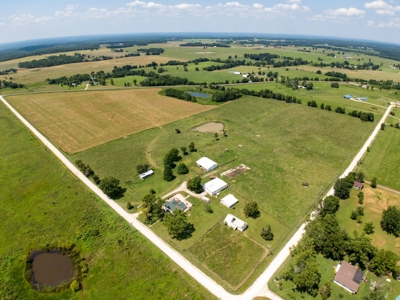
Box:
(187, 176), (203, 193)
(320, 195), (340, 216)
(177, 163), (189, 175)
(261, 225), (274, 241)
(380, 206), (400, 236)
(346, 231), (377, 270)
(368, 249), (399, 276)
(99, 176), (125, 199)
(334, 178), (352, 199)
(163, 210), (193, 240)
(163, 165), (175, 182)
(244, 201), (260, 218)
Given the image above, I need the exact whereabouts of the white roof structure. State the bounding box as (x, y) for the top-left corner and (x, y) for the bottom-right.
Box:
(196, 157), (218, 172)
(203, 178), (228, 196)
(220, 194), (239, 208)
(139, 170), (154, 179)
(224, 214), (248, 232)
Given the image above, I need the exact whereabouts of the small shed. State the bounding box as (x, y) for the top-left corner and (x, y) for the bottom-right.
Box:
(196, 157), (218, 172)
(344, 94), (352, 99)
(203, 178), (228, 196)
(139, 170), (154, 179)
(224, 214), (248, 232)
(334, 261), (366, 294)
(353, 181), (364, 190)
(220, 194), (239, 208)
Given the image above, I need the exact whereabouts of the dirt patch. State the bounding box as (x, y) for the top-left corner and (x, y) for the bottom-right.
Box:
(221, 164), (250, 179)
(193, 122), (224, 133)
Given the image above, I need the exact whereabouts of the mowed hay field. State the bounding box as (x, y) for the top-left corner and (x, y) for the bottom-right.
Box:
(7, 89), (214, 153)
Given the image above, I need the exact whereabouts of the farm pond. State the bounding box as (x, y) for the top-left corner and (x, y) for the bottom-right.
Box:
(187, 91), (211, 98)
(30, 250), (73, 287)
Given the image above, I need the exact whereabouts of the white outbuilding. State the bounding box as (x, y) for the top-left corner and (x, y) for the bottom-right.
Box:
(220, 194), (239, 208)
(196, 157), (218, 172)
(203, 178), (228, 196)
(224, 214), (248, 232)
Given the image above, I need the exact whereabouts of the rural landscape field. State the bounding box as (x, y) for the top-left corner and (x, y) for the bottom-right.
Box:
(1, 26), (400, 300)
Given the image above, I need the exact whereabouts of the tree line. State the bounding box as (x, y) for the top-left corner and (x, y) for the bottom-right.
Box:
(0, 68), (17, 75)
(164, 88), (197, 102)
(0, 80), (24, 89)
(18, 53), (113, 68)
(137, 48), (164, 55)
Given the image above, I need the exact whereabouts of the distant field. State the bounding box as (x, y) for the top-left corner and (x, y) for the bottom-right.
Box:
(1, 55), (178, 84)
(0, 101), (212, 300)
(357, 121), (400, 190)
(6, 89), (214, 153)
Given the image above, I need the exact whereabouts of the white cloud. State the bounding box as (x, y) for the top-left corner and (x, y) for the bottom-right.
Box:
(0, 22), (5, 26)
(367, 20), (375, 25)
(364, 0), (400, 15)
(35, 16), (54, 23)
(311, 7), (365, 21)
(377, 17), (400, 27)
(9, 14), (35, 25)
(287, 0), (301, 3)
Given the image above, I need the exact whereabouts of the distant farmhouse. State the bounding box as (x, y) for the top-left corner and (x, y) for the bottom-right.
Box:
(224, 214), (248, 232)
(220, 194), (239, 208)
(162, 194), (192, 213)
(196, 157), (218, 172)
(353, 181), (364, 190)
(334, 261), (366, 294)
(203, 178), (228, 196)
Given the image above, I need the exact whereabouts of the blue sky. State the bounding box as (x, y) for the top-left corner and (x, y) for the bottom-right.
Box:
(0, 0), (399, 44)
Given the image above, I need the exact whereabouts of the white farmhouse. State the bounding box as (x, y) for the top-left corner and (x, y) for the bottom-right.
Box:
(196, 157), (218, 172)
(203, 178), (228, 196)
(220, 194), (239, 208)
(224, 214), (248, 232)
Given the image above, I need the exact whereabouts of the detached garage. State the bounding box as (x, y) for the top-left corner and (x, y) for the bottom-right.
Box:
(196, 157), (218, 172)
(203, 178), (228, 196)
(220, 194), (239, 208)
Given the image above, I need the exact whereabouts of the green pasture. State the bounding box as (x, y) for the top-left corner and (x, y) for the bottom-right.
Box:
(187, 223), (267, 288)
(0, 102), (213, 299)
(357, 122), (400, 190)
(240, 81), (394, 109)
(69, 95), (377, 226)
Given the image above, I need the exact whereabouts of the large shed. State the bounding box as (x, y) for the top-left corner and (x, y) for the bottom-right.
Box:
(203, 178), (228, 196)
(334, 261), (366, 294)
(196, 157), (218, 172)
(224, 214), (248, 232)
(220, 194), (239, 208)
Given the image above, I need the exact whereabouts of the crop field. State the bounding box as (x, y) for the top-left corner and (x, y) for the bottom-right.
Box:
(337, 186), (400, 256)
(0, 102), (213, 300)
(6, 89), (214, 153)
(357, 123), (400, 190)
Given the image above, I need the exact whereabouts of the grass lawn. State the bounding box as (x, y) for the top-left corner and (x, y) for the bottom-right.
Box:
(269, 254), (400, 300)
(6, 89), (214, 153)
(0, 101), (213, 300)
(187, 223), (267, 289)
(357, 124), (400, 190)
(336, 186), (400, 256)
